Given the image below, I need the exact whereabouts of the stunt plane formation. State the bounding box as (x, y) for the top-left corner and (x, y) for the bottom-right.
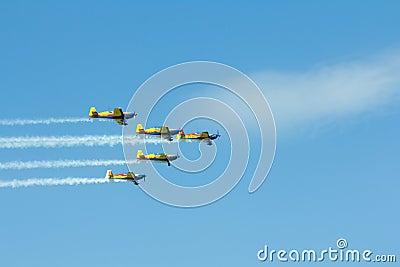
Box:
(89, 106), (220, 185)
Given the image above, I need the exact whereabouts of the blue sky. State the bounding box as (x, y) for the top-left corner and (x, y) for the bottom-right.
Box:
(0, 1), (399, 266)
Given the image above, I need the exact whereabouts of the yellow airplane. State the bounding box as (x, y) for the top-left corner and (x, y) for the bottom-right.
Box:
(176, 130), (221, 145)
(136, 149), (179, 166)
(105, 170), (146, 185)
(136, 124), (182, 141)
(89, 107), (137, 125)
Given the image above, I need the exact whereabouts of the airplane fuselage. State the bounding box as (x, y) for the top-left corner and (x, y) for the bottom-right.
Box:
(138, 128), (181, 135)
(177, 132), (220, 140)
(107, 170), (146, 185)
(89, 107), (136, 125)
(138, 154), (178, 161)
(90, 112), (135, 120)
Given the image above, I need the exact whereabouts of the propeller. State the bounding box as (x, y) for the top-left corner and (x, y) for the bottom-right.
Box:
(209, 130), (221, 141)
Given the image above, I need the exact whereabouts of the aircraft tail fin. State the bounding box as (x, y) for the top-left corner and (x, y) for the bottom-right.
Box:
(105, 170), (114, 178)
(136, 124), (144, 134)
(89, 107), (98, 117)
(136, 150), (145, 159)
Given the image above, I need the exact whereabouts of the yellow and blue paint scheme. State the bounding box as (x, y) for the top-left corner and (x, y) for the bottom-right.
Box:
(136, 150), (179, 166)
(176, 130), (220, 145)
(106, 170), (145, 185)
(89, 107), (136, 125)
(135, 124), (181, 136)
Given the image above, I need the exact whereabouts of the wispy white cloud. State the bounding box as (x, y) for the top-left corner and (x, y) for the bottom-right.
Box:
(252, 50), (400, 130)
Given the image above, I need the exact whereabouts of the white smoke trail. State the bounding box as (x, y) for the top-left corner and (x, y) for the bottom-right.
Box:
(0, 177), (126, 188)
(0, 135), (175, 149)
(0, 159), (140, 170)
(0, 135), (122, 149)
(0, 118), (92, 126)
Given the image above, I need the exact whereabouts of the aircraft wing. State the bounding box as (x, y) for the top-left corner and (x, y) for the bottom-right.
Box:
(160, 126), (173, 141)
(157, 154), (167, 160)
(113, 108), (123, 118)
(126, 172), (140, 185)
(116, 119), (125, 125)
(200, 132), (210, 138)
(161, 132), (172, 141)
